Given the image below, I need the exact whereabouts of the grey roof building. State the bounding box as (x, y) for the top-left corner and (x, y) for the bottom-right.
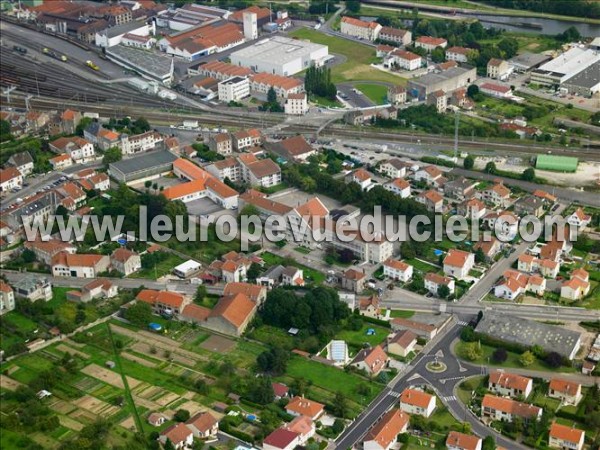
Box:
(407, 66), (477, 100)
(508, 52), (552, 73)
(475, 313), (582, 360)
(108, 150), (178, 184)
(562, 60), (600, 97)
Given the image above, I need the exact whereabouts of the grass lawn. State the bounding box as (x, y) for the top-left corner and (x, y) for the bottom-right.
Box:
(288, 28), (408, 84)
(404, 258), (440, 273)
(294, 246), (311, 255)
(310, 95), (343, 108)
(283, 355), (382, 404)
(354, 83), (388, 105)
(335, 323), (389, 349)
(389, 309), (415, 319)
(457, 376), (485, 405)
(165, 225), (241, 264)
(454, 341), (576, 373)
(259, 182), (289, 194)
(130, 253), (185, 279)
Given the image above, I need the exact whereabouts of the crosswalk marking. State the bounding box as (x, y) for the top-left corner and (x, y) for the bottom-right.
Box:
(457, 321), (469, 326)
(441, 376), (466, 383)
(442, 395), (456, 402)
(388, 391), (400, 398)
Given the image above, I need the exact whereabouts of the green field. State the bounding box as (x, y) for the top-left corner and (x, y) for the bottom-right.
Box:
(261, 251), (325, 284)
(354, 83), (389, 105)
(335, 323), (390, 349)
(130, 253), (185, 279)
(289, 28), (408, 84)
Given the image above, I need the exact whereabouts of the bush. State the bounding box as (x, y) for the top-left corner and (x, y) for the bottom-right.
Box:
(492, 348), (508, 363)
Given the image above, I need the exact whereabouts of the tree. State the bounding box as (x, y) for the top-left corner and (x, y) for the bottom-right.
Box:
(498, 37), (518, 58)
(195, 379), (210, 395)
(346, 0), (360, 13)
(431, 47), (446, 63)
(521, 167), (536, 181)
(246, 376), (274, 405)
(463, 155), (475, 170)
(519, 351), (536, 367)
(247, 263), (262, 281)
(438, 284), (451, 299)
(0, 119), (12, 142)
(144, 180), (152, 190)
(193, 285), (207, 305)
(331, 391), (350, 418)
(492, 347), (508, 363)
(464, 342), (483, 361)
(467, 84), (480, 99)
(174, 409), (190, 422)
(102, 147), (122, 166)
(132, 117), (150, 134)
(400, 241), (415, 260)
(124, 301), (153, 328)
(475, 247), (486, 264)
(544, 351), (563, 368)
(257, 346), (290, 376)
(484, 161), (497, 174)
(482, 435), (496, 450)
(21, 248), (36, 263)
(267, 86), (277, 104)
(461, 326), (476, 342)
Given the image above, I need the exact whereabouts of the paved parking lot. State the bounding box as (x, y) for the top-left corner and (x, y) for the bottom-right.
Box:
(185, 197), (227, 216)
(337, 85), (374, 108)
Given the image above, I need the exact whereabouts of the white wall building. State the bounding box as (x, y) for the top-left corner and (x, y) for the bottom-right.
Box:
(218, 76), (250, 102)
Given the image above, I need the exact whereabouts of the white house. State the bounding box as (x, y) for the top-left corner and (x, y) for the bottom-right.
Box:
(284, 92), (309, 115)
(549, 422), (584, 450)
(445, 46), (472, 63)
(415, 36), (447, 52)
(159, 423), (193, 449)
(481, 395), (542, 423)
(443, 249), (474, 280)
(383, 178), (411, 198)
(363, 409), (409, 450)
(567, 208), (591, 229)
(446, 431), (482, 450)
(488, 371), (533, 399)
(386, 49), (422, 71)
(548, 379), (582, 406)
(424, 273), (455, 296)
(383, 259), (413, 282)
(399, 389), (436, 417)
(340, 16), (381, 41)
(347, 169), (372, 190)
(380, 158), (408, 179)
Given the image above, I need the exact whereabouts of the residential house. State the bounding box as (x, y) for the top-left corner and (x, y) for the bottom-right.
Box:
(159, 423), (193, 450)
(478, 183), (510, 207)
(379, 158), (408, 179)
(481, 395), (542, 423)
(204, 293), (257, 336)
(488, 371), (533, 398)
(341, 268), (366, 293)
(415, 36), (448, 52)
(424, 273), (455, 297)
(249, 73), (304, 99)
(284, 92), (309, 115)
(0, 281), (16, 315)
(263, 429), (300, 450)
(487, 58), (510, 80)
(548, 379), (582, 406)
(347, 169), (372, 190)
(281, 266), (304, 287)
(567, 208), (591, 229)
(285, 396), (325, 420)
(26, 110), (50, 132)
(416, 189), (443, 212)
(480, 82), (512, 98)
(60, 109), (82, 134)
(285, 415), (315, 446)
(186, 411), (218, 439)
(232, 129), (263, 151)
(239, 155), (282, 188)
(514, 195), (545, 217)
(7, 151), (34, 176)
(12, 275), (53, 302)
(110, 248), (141, 276)
(427, 89), (447, 113)
(384, 178), (411, 198)
(446, 46), (472, 63)
(208, 133), (233, 156)
(377, 44), (396, 57)
(24, 239), (77, 265)
(473, 237), (501, 261)
(561, 277), (590, 301)
(273, 383), (290, 400)
(147, 412), (166, 427)
(58, 182), (87, 208)
(223, 281), (267, 305)
(49, 136), (96, 163)
(383, 259), (413, 282)
(399, 388), (436, 417)
(446, 431), (482, 450)
(269, 135), (316, 162)
(0, 167), (23, 192)
(77, 278), (118, 302)
(209, 251), (252, 283)
(350, 345), (389, 376)
(379, 26), (411, 45)
(49, 154), (73, 170)
(90, 173), (110, 191)
(391, 317), (439, 339)
(51, 252), (110, 278)
(387, 86), (407, 105)
(136, 289), (187, 315)
(363, 409), (410, 450)
(444, 177), (476, 201)
(120, 131), (163, 155)
(494, 270), (529, 300)
(340, 16), (381, 41)
(286, 197), (329, 249)
(414, 165), (443, 185)
(443, 249), (475, 280)
(528, 275), (546, 296)
(548, 422), (585, 450)
(386, 49), (422, 71)
(387, 330), (417, 358)
(458, 198), (486, 221)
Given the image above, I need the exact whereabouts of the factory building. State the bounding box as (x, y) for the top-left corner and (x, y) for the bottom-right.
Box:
(106, 45), (174, 85)
(531, 47), (600, 86)
(230, 36), (329, 76)
(108, 150), (178, 184)
(407, 66), (477, 100)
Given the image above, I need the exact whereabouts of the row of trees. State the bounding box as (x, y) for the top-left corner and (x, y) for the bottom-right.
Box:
(304, 66), (336, 100)
(479, 0), (600, 19)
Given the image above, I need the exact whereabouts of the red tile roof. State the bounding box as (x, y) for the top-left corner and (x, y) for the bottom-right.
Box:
(263, 428), (299, 449)
(549, 379), (580, 396)
(209, 293), (256, 328)
(136, 289), (185, 309)
(286, 396), (325, 418)
(400, 388), (434, 408)
(489, 371), (532, 392)
(482, 394), (541, 419)
(549, 422), (584, 444)
(364, 409), (409, 449)
(446, 431), (481, 450)
(443, 249), (472, 269)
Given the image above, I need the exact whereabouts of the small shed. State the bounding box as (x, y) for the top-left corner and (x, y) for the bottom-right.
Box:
(106, 361), (116, 369)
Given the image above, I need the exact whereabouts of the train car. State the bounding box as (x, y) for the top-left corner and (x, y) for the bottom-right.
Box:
(13, 45), (27, 54)
(85, 60), (99, 71)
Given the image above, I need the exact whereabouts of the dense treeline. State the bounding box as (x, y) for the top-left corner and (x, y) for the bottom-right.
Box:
(478, 0), (600, 20)
(304, 66), (336, 100)
(283, 157), (432, 220)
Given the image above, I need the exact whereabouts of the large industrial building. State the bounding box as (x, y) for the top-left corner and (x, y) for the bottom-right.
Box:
(106, 45), (174, 85)
(229, 36), (329, 76)
(407, 66), (477, 100)
(109, 150), (178, 184)
(508, 52), (552, 73)
(562, 60), (600, 97)
(531, 47), (600, 86)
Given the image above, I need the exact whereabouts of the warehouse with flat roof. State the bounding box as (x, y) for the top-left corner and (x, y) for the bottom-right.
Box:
(562, 60), (600, 97)
(508, 52), (552, 73)
(535, 154), (579, 173)
(229, 36), (329, 76)
(476, 313), (582, 360)
(109, 150), (178, 184)
(531, 47), (600, 86)
(106, 45), (174, 85)
(407, 66), (477, 100)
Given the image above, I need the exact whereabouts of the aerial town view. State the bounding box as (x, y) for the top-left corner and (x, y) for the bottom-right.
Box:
(0, 0), (600, 449)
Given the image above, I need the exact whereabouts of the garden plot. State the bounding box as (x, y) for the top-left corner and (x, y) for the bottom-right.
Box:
(69, 408), (99, 424)
(81, 363), (142, 389)
(49, 399), (77, 415)
(200, 334), (235, 353)
(119, 416), (137, 431)
(58, 415), (85, 432)
(73, 395), (119, 417)
(121, 351), (158, 368)
(0, 374), (22, 391)
(56, 344), (90, 359)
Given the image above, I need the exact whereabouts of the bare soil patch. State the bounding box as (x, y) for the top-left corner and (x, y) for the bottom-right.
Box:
(200, 335), (235, 353)
(0, 375), (22, 391)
